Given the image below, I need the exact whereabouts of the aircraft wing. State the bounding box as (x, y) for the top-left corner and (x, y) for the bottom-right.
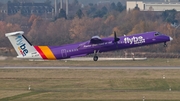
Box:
(90, 36), (104, 44)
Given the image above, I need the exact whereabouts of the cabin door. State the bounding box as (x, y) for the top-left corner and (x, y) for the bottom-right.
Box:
(61, 49), (67, 58)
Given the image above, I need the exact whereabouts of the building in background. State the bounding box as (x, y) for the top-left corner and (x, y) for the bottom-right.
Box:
(54, 0), (69, 17)
(0, 0), (70, 19)
(127, 0), (180, 11)
(7, 1), (53, 19)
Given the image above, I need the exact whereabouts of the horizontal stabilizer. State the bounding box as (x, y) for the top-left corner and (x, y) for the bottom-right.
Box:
(5, 31), (24, 37)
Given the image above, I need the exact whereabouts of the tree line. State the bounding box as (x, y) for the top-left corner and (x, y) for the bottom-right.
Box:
(0, 1), (180, 55)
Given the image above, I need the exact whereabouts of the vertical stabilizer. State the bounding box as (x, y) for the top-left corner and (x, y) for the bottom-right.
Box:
(5, 31), (41, 59)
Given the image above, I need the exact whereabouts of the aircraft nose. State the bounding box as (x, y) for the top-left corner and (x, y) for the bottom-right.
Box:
(169, 37), (173, 41)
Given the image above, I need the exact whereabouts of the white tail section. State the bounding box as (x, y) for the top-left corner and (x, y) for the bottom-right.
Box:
(5, 31), (41, 59)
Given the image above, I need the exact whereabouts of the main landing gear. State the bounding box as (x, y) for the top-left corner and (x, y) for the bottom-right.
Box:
(164, 42), (167, 47)
(93, 50), (99, 61)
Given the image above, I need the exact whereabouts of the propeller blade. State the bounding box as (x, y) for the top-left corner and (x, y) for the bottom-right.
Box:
(114, 31), (116, 41)
(114, 31), (119, 42)
(113, 31), (120, 48)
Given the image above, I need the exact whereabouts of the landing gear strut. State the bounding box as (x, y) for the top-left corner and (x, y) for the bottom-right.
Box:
(164, 42), (167, 47)
(93, 50), (99, 61)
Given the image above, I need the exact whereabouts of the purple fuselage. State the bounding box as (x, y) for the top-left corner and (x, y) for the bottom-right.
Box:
(48, 31), (172, 59)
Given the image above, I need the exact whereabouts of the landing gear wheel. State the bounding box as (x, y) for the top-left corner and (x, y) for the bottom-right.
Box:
(164, 42), (167, 47)
(93, 56), (98, 61)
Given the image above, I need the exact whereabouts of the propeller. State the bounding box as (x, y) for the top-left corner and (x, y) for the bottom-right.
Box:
(113, 31), (120, 48)
(113, 31), (120, 43)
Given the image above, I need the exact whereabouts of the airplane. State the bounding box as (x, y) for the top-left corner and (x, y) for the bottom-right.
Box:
(5, 31), (173, 61)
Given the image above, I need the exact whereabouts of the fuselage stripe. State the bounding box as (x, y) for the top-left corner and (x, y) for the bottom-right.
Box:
(37, 46), (56, 60)
(34, 46), (47, 59)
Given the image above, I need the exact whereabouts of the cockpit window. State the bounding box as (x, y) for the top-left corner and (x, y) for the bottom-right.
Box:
(154, 32), (161, 36)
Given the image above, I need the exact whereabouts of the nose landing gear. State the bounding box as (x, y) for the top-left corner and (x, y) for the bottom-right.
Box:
(164, 42), (167, 47)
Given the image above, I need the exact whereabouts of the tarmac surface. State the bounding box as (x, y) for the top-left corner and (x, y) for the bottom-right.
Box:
(1, 66), (180, 69)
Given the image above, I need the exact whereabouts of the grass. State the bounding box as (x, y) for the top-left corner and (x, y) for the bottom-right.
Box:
(0, 92), (40, 101)
(0, 69), (180, 100)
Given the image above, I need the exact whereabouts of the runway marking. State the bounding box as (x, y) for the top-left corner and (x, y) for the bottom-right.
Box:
(1, 67), (70, 69)
(1, 67), (180, 69)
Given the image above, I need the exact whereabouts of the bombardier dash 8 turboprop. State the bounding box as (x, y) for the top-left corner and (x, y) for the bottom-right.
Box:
(5, 31), (173, 61)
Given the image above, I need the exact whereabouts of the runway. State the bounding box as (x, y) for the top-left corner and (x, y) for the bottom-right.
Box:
(1, 66), (180, 69)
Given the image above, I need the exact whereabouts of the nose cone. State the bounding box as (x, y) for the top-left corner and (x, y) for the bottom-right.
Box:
(169, 37), (173, 41)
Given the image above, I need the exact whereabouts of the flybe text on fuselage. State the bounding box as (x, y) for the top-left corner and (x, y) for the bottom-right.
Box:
(16, 35), (28, 56)
(124, 36), (145, 45)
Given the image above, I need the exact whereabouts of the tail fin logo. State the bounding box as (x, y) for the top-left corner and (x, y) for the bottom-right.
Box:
(16, 35), (28, 56)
